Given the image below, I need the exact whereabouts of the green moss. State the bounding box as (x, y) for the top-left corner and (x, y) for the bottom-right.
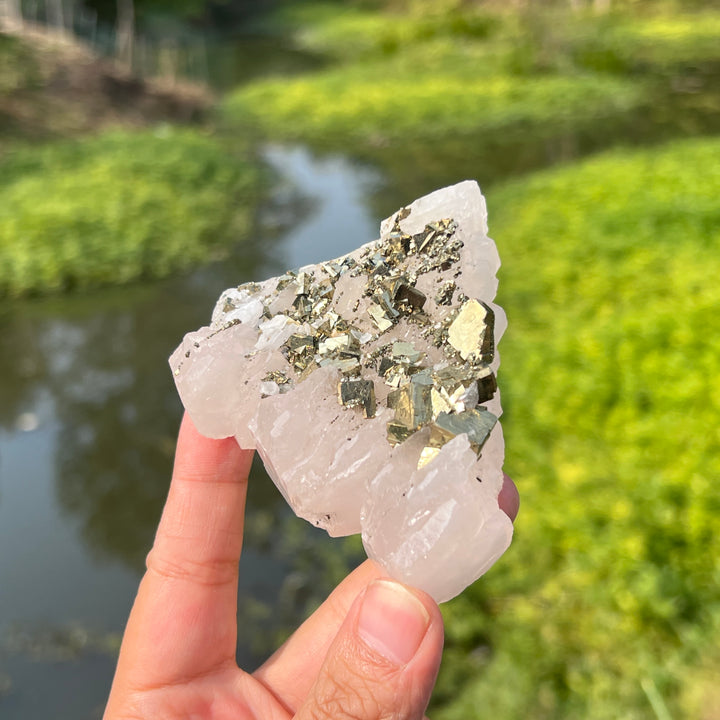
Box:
(0, 127), (260, 297)
(433, 137), (720, 719)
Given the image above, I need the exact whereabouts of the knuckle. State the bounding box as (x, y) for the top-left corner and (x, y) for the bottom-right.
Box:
(309, 678), (378, 720)
(145, 548), (237, 588)
(307, 653), (400, 720)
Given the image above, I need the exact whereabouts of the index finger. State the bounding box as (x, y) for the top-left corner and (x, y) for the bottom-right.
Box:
(113, 414), (254, 691)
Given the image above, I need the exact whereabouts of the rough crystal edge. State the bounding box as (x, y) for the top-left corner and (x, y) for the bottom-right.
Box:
(169, 180), (511, 602)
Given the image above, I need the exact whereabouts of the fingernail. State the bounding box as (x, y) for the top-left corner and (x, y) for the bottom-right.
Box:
(357, 579), (430, 665)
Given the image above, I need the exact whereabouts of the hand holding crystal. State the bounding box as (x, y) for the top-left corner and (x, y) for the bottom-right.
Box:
(103, 414), (518, 720)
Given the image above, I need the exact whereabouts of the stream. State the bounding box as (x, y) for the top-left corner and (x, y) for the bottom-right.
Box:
(1, 48), (718, 715)
(0, 145), (379, 720)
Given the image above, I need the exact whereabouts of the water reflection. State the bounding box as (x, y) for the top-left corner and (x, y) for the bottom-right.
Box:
(206, 35), (327, 91)
(0, 311), (47, 433)
(0, 146), (378, 719)
(262, 145), (381, 268)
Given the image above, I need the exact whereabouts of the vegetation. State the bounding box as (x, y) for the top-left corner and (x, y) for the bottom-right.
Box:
(434, 137), (720, 720)
(220, 5), (720, 711)
(226, 69), (646, 146)
(279, 3), (720, 72)
(224, 3), (720, 154)
(2, 5), (719, 716)
(0, 128), (259, 297)
(0, 32), (40, 95)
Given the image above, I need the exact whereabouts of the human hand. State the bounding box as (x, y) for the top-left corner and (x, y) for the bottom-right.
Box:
(104, 413), (519, 720)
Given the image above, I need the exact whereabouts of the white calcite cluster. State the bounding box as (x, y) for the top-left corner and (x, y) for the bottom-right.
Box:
(170, 180), (513, 602)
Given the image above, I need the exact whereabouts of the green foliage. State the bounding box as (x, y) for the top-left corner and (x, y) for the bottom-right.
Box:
(0, 128), (259, 297)
(274, 1), (499, 59)
(536, 11), (720, 75)
(224, 70), (647, 146)
(273, 2), (720, 73)
(225, 4), (720, 155)
(610, 12), (720, 67)
(433, 137), (720, 719)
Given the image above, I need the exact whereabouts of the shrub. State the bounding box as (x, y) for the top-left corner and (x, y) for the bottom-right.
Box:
(0, 32), (40, 95)
(433, 137), (720, 719)
(0, 127), (259, 297)
(224, 70), (647, 147)
(274, 2), (500, 60)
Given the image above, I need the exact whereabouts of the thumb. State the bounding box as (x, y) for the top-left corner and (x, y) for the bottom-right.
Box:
(296, 578), (444, 720)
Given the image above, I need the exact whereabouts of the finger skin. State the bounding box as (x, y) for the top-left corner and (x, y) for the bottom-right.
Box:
(296, 579), (444, 720)
(500, 473), (520, 522)
(255, 474), (519, 712)
(254, 559), (386, 711)
(106, 409), (519, 719)
(107, 415), (253, 697)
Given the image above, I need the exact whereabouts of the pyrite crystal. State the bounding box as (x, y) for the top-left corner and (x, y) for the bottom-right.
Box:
(170, 180), (512, 602)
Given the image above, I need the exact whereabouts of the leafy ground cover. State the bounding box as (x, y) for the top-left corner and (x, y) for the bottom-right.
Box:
(433, 136), (720, 720)
(225, 68), (646, 146)
(274, 2), (720, 73)
(0, 127), (259, 297)
(224, 4), (719, 153)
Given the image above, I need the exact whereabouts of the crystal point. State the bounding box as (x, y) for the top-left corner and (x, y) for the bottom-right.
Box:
(170, 180), (512, 601)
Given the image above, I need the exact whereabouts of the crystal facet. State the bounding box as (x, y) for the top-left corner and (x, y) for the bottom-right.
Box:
(169, 180), (512, 602)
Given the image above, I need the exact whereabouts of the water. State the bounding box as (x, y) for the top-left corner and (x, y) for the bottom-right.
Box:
(0, 146), (376, 720)
(1, 43), (718, 716)
(204, 34), (327, 91)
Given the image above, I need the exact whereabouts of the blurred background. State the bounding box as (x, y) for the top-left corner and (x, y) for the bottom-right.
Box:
(0, 0), (718, 718)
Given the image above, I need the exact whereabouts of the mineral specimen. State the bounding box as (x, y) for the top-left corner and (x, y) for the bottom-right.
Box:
(170, 180), (513, 602)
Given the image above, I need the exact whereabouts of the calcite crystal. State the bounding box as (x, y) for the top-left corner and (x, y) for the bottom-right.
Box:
(170, 180), (513, 602)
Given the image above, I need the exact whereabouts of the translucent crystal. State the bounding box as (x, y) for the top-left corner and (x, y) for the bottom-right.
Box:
(170, 180), (513, 602)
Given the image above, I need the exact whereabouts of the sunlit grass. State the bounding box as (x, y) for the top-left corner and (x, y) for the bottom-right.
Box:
(272, 2), (720, 73)
(435, 136), (720, 720)
(225, 71), (647, 146)
(225, 4), (720, 153)
(615, 13), (720, 65)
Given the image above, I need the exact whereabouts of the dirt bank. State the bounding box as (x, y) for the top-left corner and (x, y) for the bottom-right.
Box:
(0, 21), (213, 142)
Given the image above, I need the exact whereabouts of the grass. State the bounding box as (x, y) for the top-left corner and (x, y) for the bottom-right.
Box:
(0, 127), (259, 297)
(432, 136), (720, 719)
(596, 12), (720, 69)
